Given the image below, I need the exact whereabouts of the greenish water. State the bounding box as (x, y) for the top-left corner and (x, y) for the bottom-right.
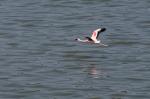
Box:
(0, 0), (150, 99)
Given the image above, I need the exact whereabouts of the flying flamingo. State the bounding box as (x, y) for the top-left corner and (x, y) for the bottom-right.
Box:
(75, 28), (107, 46)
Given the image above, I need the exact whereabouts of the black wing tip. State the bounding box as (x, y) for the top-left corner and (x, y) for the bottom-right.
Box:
(100, 28), (106, 32)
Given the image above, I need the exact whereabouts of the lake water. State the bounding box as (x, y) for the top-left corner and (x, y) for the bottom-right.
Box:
(0, 0), (150, 99)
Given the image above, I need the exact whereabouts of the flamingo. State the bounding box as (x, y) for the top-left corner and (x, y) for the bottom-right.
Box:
(75, 28), (107, 46)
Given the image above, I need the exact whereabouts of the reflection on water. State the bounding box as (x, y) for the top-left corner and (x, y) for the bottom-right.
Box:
(88, 66), (106, 79)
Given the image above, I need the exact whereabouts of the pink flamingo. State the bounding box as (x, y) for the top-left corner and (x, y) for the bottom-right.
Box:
(75, 28), (107, 46)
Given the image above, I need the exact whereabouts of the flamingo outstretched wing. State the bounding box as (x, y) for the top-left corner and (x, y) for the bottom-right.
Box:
(91, 28), (106, 41)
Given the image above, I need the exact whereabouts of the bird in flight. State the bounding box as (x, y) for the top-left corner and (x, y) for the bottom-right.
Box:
(75, 28), (108, 46)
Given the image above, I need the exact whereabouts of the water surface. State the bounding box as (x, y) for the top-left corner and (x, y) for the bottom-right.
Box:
(0, 0), (150, 99)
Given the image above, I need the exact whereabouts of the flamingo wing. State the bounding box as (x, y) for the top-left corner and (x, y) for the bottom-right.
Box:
(91, 28), (106, 40)
(91, 28), (101, 41)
